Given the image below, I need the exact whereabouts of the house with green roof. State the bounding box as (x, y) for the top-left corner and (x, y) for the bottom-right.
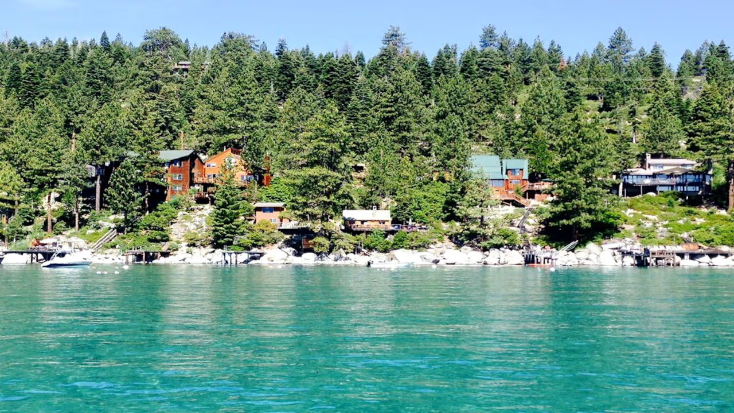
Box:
(471, 155), (550, 206)
(159, 149), (205, 201)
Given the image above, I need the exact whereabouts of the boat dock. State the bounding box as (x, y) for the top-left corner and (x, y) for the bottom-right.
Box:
(0, 250), (57, 263)
(622, 247), (733, 267)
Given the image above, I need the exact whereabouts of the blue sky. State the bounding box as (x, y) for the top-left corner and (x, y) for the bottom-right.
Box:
(4, 0), (733, 64)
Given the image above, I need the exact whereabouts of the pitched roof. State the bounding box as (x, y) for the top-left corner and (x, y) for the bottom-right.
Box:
(159, 150), (195, 161)
(646, 158), (697, 165)
(343, 209), (391, 221)
(503, 158), (529, 174)
(471, 155), (503, 180)
(254, 202), (285, 208)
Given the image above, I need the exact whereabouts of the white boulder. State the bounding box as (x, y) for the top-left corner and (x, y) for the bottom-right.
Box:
(1, 254), (30, 265)
(585, 243), (603, 255)
(466, 250), (485, 264)
(622, 255), (635, 267)
(598, 250), (619, 266)
(483, 249), (501, 265)
(504, 250), (525, 266)
(442, 249), (469, 265)
(261, 249), (289, 263)
(710, 256), (733, 267)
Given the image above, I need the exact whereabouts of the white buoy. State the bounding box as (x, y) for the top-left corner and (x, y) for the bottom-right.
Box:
(550, 267), (557, 272)
(122, 265), (130, 270)
(96, 271), (102, 275)
(114, 271), (120, 274)
(431, 265), (437, 269)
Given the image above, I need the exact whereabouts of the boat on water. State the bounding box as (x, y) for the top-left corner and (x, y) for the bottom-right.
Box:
(41, 250), (92, 268)
(366, 260), (413, 269)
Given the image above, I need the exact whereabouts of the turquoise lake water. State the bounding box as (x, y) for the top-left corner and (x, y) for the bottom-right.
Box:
(0, 265), (733, 412)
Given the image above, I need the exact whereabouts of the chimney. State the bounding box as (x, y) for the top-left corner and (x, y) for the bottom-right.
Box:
(645, 153), (651, 170)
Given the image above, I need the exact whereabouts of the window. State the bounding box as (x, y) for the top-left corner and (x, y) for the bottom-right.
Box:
(172, 173), (183, 181)
(207, 174), (218, 179)
(270, 218), (279, 223)
(262, 207), (275, 213)
(171, 160), (182, 167)
(172, 185), (183, 191)
(206, 162), (217, 168)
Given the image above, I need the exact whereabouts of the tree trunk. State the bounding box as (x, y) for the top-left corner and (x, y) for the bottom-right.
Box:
(46, 192), (53, 234)
(145, 182), (150, 213)
(95, 171), (101, 212)
(728, 160), (734, 213)
(74, 197), (79, 232)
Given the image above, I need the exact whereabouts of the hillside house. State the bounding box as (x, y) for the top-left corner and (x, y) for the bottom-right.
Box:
(159, 150), (204, 201)
(253, 202), (290, 227)
(471, 155), (551, 206)
(343, 209), (392, 232)
(620, 154), (712, 197)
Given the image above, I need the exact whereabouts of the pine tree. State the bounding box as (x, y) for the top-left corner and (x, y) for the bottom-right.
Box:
(642, 74), (684, 156)
(106, 159), (144, 231)
(688, 84), (734, 210)
(100, 31), (111, 51)
(18, 63), (40, 109)
(546, 110), (620, 242)
(210, 162), (248, 248)
(646, 43), (667, 78)
(479, 25), (499, 50)
(3, 62), (22, 98)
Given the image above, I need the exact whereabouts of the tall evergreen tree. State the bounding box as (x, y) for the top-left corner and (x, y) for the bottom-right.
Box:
(546, 110), (620, 242)
(106, 159), (144, 231)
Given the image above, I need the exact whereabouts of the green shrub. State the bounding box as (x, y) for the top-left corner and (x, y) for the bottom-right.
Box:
(364, 230), (390, 252)
(311, 236), (331, 254)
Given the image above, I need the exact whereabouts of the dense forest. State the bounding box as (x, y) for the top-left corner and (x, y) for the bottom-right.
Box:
(0, 25), (733, 247)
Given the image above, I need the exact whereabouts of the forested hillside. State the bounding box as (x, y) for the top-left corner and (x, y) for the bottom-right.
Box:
(0, 25), (733, 244)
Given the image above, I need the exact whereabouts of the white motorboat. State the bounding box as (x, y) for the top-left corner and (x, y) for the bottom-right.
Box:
(41, 250), (93, 268)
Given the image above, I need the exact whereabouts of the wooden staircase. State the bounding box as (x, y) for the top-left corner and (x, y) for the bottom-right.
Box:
(518, 207), (535, 234)
(91, 228), (118, 252)
(502, 192), (532, 207)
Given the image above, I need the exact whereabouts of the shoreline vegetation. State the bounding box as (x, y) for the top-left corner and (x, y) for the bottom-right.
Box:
(2, 26), (734, 257)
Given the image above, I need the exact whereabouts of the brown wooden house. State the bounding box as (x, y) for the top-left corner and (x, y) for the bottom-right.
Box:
(343, 209), (392, 232)
(471, 155), (551, 206)
(159, 150), (204, 201)
(253, 202), (290, 227)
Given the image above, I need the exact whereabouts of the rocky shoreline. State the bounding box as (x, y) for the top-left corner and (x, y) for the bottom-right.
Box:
(77, 242), (734, 268)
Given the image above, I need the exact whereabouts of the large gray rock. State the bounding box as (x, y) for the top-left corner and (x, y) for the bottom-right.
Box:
(442, 249), (469, 265)
(598, 250), (619, 266)
(1, 253), (30, 265)
(261, 249), (289, 263)
(301, 252), (317, 262)
(622, 255), (635, 267)
(483, 249), (501, 265)
(585, 243), (603, 255)
(710, 256), (733, 267)
(504, 250), (525, 266)
(391, 249), (422, 264)
(466, 250), (485, 264)
(680, 259), (699, 267)
(695, 254), (712, 264)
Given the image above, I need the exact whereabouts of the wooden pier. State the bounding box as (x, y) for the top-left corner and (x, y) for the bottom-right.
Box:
(622, 247), (733, 267)
(0, 250), (57, 263)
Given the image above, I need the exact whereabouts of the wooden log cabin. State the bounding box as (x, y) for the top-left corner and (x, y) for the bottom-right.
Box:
(193, 148), (258, 201)
(342, 209), (392, 232)
(159, 150), (205, 201)
(471, 155), (551, 206)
